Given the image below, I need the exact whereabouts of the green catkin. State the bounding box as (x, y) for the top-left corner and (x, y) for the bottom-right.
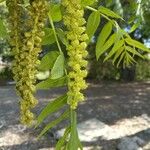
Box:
(62, 0), (89, 109)
(6, 0), (24, 55)
(7, 0), (48, 125)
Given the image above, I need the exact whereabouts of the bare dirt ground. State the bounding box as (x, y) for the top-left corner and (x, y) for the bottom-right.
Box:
(0, 81), (150, 150)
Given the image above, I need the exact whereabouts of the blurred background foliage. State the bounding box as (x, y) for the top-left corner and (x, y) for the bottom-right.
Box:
(0, 0), (150, 83)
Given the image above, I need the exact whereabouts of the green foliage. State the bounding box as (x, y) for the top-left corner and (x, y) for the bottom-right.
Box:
(36, 94), (67, 127)
(136, 59), (150, 80)
(51, 52), (65, 79)
(81, 0), (96, 7)
(89, 59), (120, 80)
(56, 126), (71, 150)
(125, 38), (149, 53)
(56, 28), (69, 46)
(0, 19), (7, 38)
(42, 28), (55, 45)
(3, 0), (150, 149)
(38, 109), (69, 139)
(86, 11), (101, 41)
(67, 110), (82, 150)
(36, 76), (67, 89)
(38, 51), (59, 71)
(98, 6), (123, 19)
(96, 21), (112, 59)
(95, 23), (149, 67)
(49, 4), (62, 22)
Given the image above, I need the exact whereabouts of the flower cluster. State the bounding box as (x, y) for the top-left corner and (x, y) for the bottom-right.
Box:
(6, 0), (23, 54)
(62, 0), (89, 109)
(7, 0), (48, 125)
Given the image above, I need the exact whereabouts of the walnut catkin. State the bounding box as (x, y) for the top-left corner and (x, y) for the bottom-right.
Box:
(7, 0), (48, 125)
(62, 0), (89, 109)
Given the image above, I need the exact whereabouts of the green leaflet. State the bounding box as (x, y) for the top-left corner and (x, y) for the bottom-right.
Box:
(37, 109), (70, 139)
(36, 76), (67, 90)
(67, 110), (82, 150)
(36, 94), (67, 127)
(51, 52), (65, 79)
(125, 38), (150, 52)
(42, 28), (55, 45)
(125, 46), (144, 59)
(81, 0), (96, 7)
(129, 22), (140, 33)
(56, 126), (71, 150)
(104, 39), (124, 62)
(49, 4), (62, 22)
(0, 19), (7, 38)
(112, 46), (124, 65)
(56, 28), (69, 46)
(99, 6), (123, 19)
(123, 52), (137, 68)
(38, 51), (59, 71)
(126, 52), (137, 64)
(86, 11), (101, 42)
(117, 51), (125, 67)
(96, 21), (112, 60)
(96, 33), (116, 59)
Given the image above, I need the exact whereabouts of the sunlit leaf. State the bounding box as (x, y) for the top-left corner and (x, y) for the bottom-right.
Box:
(42, 28), (55, 45)
(38, 110), (69, 139)
(96, 33), (116, 58)
(112, 46), (124, 64)
(125, 38), (150, 52)
(56, 126), (71, 150)
(86, 11), (101, 41)
(49, 4), (62, 22)
(36, 94), (67, 127)
(38, 51), (59, 71)
(51, 52), (65, 79)
(129, 22), (140, 33)
(104, 39), (124, 62)
(36, 76), (67, 89)
(56, 28), (69, 46)
(99, 6), (123, 19)
(125, 46), (144, 59)
(81, 0), (96, 7)
(117, 51), (125, 67)
(96, 21), (112, 59)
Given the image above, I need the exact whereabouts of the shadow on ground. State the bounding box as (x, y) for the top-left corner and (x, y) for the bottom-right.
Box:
(0, 81), (150, 149)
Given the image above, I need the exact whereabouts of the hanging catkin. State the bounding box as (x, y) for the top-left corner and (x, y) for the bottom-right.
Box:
(62, 0), (89, 109)
(7, 0), (48, 125)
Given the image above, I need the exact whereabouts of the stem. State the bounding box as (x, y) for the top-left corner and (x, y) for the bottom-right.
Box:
(70, 109), (77, 128)
(48, 13), (62, 53)
(86, 6), (118, 27)
(48, 13), (68, 76)
(86, 6), (97, 12)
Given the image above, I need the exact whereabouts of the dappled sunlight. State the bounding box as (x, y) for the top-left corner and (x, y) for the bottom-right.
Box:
(0, 130), (27, 147)
(103, 114), (150, 140)
(0, 123), (54, 149)
(56, 114), (150, 143)
(83, 146), (102, 150)
(0, 82), (150, 149)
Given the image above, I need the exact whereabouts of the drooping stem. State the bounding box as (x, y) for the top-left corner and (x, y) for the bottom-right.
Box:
(86, 6), (119, 27)
(67, 109), (83, 150)
(48, 13), (62, 53)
